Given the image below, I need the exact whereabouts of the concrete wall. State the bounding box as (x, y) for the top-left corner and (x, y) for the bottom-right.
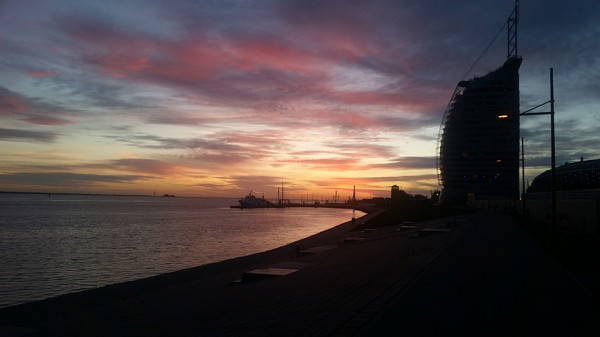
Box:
(468, 190), (600, 235)
(524, 199), (599, 235)
(523, 189), (600, 235)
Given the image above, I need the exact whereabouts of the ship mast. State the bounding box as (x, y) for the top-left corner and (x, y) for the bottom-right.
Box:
(507, 0), (519, 59)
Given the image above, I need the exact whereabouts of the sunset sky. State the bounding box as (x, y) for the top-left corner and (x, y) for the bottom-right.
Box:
(1, 0), (599, 199)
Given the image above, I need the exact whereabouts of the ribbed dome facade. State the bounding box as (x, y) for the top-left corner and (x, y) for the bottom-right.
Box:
(527, 159), (600, 193)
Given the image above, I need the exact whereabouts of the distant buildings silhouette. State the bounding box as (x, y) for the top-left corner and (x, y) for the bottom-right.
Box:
(390, 184), (410, 203)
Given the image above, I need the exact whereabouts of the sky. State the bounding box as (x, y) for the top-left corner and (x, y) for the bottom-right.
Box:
(1, 0), (599, 199)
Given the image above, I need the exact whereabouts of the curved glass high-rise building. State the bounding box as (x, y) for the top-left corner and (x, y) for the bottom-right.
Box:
(438, 58), (522, 204)
(437, 1), (522, 205)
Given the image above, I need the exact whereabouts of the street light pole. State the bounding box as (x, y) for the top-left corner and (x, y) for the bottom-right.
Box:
(521, 137), (525, 214)
(550, 68), (557, 231)
(517, 68), (557, 230)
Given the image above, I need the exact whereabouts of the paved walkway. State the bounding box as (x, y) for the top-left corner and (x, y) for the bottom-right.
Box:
(360, 212), (600, 336)
(1, 211), (598, 336)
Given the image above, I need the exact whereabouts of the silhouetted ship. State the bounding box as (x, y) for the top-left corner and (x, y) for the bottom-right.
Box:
(237, 191), (278, 209)
(438, 1), (521, 205)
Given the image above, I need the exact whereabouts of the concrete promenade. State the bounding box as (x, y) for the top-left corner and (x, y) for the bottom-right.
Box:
(1, 211), (599, 336)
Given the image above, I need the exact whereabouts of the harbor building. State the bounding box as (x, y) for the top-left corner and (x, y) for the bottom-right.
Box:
(390, 185), (409, 204)
(525, 158), (600, 234)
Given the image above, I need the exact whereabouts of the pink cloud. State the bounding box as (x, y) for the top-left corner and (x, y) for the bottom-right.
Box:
(110, 158), (186, 176)
(276, 157), (364, 171)
(81, 158), (188, 177)
(94, 54), (151, 79)
(56, 10), (447, 126)
(220, 130), (292, 146)
(83, 38), (228, 86)
(328, 143), (396, 158)
(25, 70), (57, 78)
(0, 89), (28, 115)
(20, 115), (72, 126)
(0, 87), (73, 125)
(60, 19), (326, 92)
(228, 35), (323, 74)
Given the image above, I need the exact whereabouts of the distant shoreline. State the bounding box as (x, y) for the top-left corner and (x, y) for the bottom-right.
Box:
(0, 192), (381, 210)
(0, 191), (236, 199)
(0, 191), (153, 198)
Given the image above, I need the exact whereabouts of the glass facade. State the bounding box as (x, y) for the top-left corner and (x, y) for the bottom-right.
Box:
(439, 57), (522, 204)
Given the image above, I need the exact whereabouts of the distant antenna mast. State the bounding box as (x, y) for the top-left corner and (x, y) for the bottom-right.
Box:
(507, 0), (519, 59)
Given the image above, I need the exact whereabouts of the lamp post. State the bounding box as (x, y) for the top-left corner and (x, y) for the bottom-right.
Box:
(521, 136), (525, 215)
(517, 68), (557, 230)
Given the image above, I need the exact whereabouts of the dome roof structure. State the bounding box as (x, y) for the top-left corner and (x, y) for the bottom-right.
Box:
(526, 159), (600, 193)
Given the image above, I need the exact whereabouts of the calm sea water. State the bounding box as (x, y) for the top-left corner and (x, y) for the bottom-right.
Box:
(0, 193), (362, 308)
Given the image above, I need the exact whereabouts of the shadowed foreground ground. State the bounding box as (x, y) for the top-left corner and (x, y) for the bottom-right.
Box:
(1, 209), (599, 336)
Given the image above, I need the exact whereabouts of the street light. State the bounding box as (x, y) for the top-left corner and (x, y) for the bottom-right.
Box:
(502, 68), (556, 229)
(522, 68), (556, 230)
(521, 136), (525, 215)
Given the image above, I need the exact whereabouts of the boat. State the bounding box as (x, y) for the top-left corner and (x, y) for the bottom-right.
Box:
(237, 191), (279, 209)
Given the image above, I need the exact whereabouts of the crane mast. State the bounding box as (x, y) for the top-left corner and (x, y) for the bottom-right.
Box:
(507, 0), (519, 59)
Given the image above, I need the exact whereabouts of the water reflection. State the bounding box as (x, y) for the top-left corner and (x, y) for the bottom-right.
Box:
(0, 194), (362, 307)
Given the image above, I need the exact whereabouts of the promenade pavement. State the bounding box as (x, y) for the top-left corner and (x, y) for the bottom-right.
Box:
(1, 210), (598, 336)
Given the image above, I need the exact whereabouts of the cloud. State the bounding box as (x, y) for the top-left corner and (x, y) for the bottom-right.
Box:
(0, 172), (148, 186)
(25, 70), (57, 78)
(521, 117), (600, 166)
(290, 142), (396, 164)
(108, 133), (247, 151)
(74, 158), (187, 177)
(277, 157), (361, 171)
(105, 130), (291, 170)
(1, 0), (600, 197)
(0, 87), (28, 115)
(0, 87), (73, 125)
(371, 156), (437, 170)
(0, 157), (197, 192)
(109, 158), (183, 175)
(303, 173), (441, 197)
(47, 2), (455, 123)
(226, 175), (289, 196)
(145, 113), (212, 126)
(310, 174), (438, 186)
(0, 128), (58, 142)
